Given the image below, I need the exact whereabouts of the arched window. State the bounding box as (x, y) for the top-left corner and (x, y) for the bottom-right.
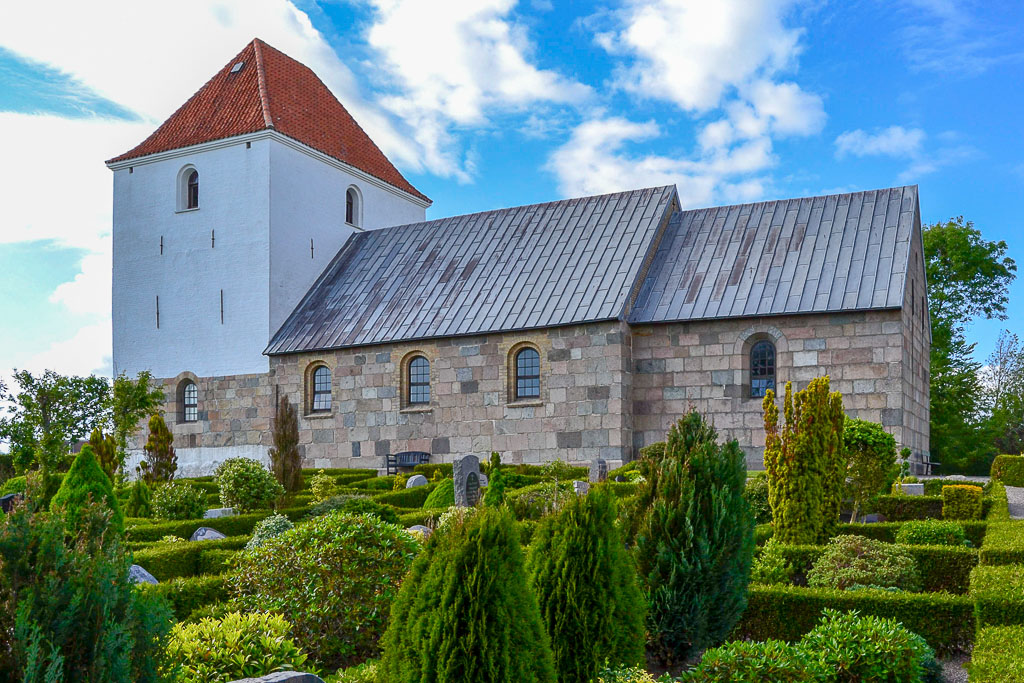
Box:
(182, 381), (198, 422)
(311, 366), (332, 412)
(515, 347), (541, 400)
(408, 356), (430, 405)
(186, 170), (199, 209)
(345, 186), (360, 227)
(750, 340), (776, 398)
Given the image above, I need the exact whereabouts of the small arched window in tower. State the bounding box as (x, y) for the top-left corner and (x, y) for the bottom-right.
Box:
(345, 186), (360, 227)
(312, 366), (332, 412)
(515, 347), (541, 400)
(408, 356), (430, 405)
(750, 340), (776, 398)
(186, 170), (199, 209)
(182, 381), (198, 422)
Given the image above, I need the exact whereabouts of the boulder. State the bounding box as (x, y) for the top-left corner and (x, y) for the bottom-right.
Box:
(203, 507), (236, 519)
(407, 524), (432, 538)
(129, 564), (158, 585)
(405, 474), (428, 488)
(190, 526), (227, 542)
(230, 673), (325, 683)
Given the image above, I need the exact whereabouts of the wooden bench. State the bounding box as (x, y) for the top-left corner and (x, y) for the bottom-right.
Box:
(386, 451), (430, 476)
(912, 453), (940, 476)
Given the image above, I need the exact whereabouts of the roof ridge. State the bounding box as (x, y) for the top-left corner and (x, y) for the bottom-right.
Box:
(678, 184), (919, 214)
(251, 38), (275, 129)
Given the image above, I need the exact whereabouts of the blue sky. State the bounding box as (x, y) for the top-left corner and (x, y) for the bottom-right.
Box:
(0, 0), (1022, 385)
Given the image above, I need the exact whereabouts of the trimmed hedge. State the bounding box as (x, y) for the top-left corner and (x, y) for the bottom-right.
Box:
(991, 455), (1024, 487)
(132, 536), (246, 581)
(972, 564), (1024, 627)
(758, 521), (988, 548)
(398, 509), (438, 527)
(942, 484), (983, 520)
(372, 484), (433, 508)
(986, 481), (1010, 521)
(300, 468), (377, 477)
(137, 574), (227, 621)
(979, 522), (1024, 566)
(125, 506), (309, 542)
(871, 494), (993, 521)
(605, 481), (638, 498)
(969, 626), (1024, 682)
(412, 463), (452, 479)
(923, 478), (985, 496)
(734, 584), (974, 654)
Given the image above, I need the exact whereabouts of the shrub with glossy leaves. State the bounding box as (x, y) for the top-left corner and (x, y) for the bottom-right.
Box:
(682, 639), (822, 682)
(231, 512), (419, 670)
(166, 611), (309, 683)
(215, 457), (284, 512)
(152, 480), (207, 521)
(245, 514), (294, 549)
(50, 444), (124, 533)
(894, 520), (968, 546)
(807, 535), (920, 592)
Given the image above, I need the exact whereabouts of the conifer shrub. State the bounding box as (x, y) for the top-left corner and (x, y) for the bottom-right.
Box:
(763, 377), (845, 544)
(232, 511), (419, 670)
(380, 506), (556, 683)
(88, 428), (120, 481)
(140, 414), (177, 483)
(124, 477), (153, 518)
(215, 457), (284, 512)
(894, 520), (968, 546)
(50, 444), (124, 533)
(166, 611), (310, 683)
(751, 538), (795, 586)
(152, 480), (206, 521)
(526, 486), (646, 681)
(269, 397), (303, 494)
(423, 477), (455, 509)
(942, 484), (983, 520)
(631, 411), (755, 664)
(483, 451), (507, 507)
(806, 536), (921, 592)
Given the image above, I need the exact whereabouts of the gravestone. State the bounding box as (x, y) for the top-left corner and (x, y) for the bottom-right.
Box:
(453, 455), (481, 507)
(406, 474), (428, 488)
(894, 483), (925, 496)
(479, 473), (488, 488)
(589, 458), (608, 483)
(129, 564), (159, 585)
(573, 480), (590, 496)
(190, 526), (227, 542)
(204, 507), (236, 519)
(0, 492), (23, 513)
(407, 524), (432, 538)
(230, 673), (325, 683)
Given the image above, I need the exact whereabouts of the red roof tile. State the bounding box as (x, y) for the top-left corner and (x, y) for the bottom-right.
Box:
(107, 39), (428, 203)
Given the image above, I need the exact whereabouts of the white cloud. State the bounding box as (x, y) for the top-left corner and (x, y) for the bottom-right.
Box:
(21, 321), (113, 379)
(899, 0), (1024, 75)
(834, 126), (926, 159)
(365, 0), (591, 179)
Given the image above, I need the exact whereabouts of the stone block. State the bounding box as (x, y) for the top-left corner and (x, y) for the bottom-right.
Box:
(431, 437), (450, 454)
(203, 507), (236, 519)
(557, 431), (582, 448)
(636, 359), (666, 374)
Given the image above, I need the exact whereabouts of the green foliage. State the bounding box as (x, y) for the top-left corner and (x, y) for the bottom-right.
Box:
(980, 522), (1024, 565)
(372, 484), (431, 508)
(744, 472), (771, 524)
(412, 463), (452, 479)
(246, 513), (294, 549)
(969, 626), (1024, 682)
(799, 609), (937, 683)
(166, 611), (310, 683)
(751, 538), (794, 586)
(763, 377), (845, 545)
(152, 480), (207, 520)
(132, 535), (247, 581)
(483, 452), (506, 507)
(894, 520), (968, 546)
(310, 469), (339, 503)
(971, 564), (1024, 627)
(232, 511), (419, 669)
(215, 457), (284, 512)
(595, 664), (665, 682)
(304, 493), (365, 519)
(124, 477), (153, 518)
(0, 475), (26, 496)
(111, 371), (165, 474)
(380, 506), (556, 683)
(843, 418), (898, 521)
(806, 536), (920, 592)
(871, 494), (945, 520)
(138, 574), (226, 621)
(269, 397), (303, 494)
(632, 411), (755, 664)
(334, 497), (400, 525)
(423, 477), (455, 508)
(0, 502), (172, 681)
(985, 481), (1010, 521)
(126, 510), (286, 542)
(984, 332), (1024, 456)
(88, 427), (119, 481)
(682, 639), (822, 682)
(991, 454), (1024, 486)
(50, 444), (124, 533)
(942, 484), (983, 520)
(526, 486), (646, 681)
(140, 414), (176, 484)
(505, 480), (573, 520)
(331, 659), (382, 683)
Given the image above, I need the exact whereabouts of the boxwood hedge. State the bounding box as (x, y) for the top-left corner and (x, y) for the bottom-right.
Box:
(972, 564), (1024, 627)
(372, 484), (434, 508)
(137, 574), (227, 621)
(979, 522), (1024, 566)
(991, 455), (1024, 487)
(132, 536), (246, 581)
(969, 626), (1024, 682)
(125, 506), (309, 542)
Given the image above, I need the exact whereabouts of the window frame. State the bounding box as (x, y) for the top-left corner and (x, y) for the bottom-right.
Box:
(514, 347), (541, 401)
(345, 185), (361, 227)
(749, 339), (776, 398)
(407, 355), (430, 405)
(182, 381), (198, 423)
(310, 365), (332, 413)
(186, 170), (199, 209)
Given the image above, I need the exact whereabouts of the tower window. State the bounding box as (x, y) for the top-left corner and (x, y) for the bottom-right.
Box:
(515, 347), (541, 400)
(750, 340), (776, 398)
(182, 381), (198, 422)
(312, 366), (332, 412)
(408, 356), (430, 405)
(186, 170), (199, 209)
(345, 186), (361, 227)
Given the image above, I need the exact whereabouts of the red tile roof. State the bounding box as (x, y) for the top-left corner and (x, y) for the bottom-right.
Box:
(107, 39), (428, 203)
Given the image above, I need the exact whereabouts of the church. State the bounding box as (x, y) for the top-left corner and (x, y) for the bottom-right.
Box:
(107, 39), (930, 475)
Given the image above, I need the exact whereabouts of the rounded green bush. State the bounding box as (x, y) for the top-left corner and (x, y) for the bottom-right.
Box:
(50, 445), (124, 533)
(0, 475), (27, 496)
(807, 535), (921, 592)
(246, 513), (294, 549)
(894, 520), (968, 546)
(423, 478), (455, 509)
(215, 457), (284, 512)
(231, 511), (419, 670)
(682, 639), (822, 682)
(991, 455), (1024, 487)
(744, 473), (771, 524)
(152, 481), (207, 521)
(166, 611), (309, 683)
(506, 481), (573, 520)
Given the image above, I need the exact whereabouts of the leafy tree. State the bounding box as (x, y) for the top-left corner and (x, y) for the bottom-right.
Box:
(269, 396), (302, 494)
(381, 507), (556, 683)
(0, 370), (111, 472)
(110, 371), (165, 474)
(843, 418), (898, 522)
(632, 411), (755, 665)
(982, 331), (1024, 455)
(924, 217), (1016, 473)
(139, 414), (176, 484)
(763, 378), (845, 544)
(88, 427), (119, 480)
(50, 445), (124, 533)
(526, 486), (645, 681)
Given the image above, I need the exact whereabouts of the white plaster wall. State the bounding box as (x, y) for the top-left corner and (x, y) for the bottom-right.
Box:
(125, 444), (270, 480)
(267, 139), (427, 334)
(112, 141), (272, 379)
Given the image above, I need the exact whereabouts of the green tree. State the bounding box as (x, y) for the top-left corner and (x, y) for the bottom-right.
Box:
(50, 445), (124, 533)
(124, 478), (153, 518)
(139, 414), (176, 484)
(381, 507), (556, 683)
(924, 217), (1016, 473)
(526, 486), (645, 681)
(632, 411), (755, 664)
(483, 451), (506, 507)
(269, 396), (302, 494)
(844, 418), (898, 522)
(110, 371), (165, 475)
(763, 378), (845, 544)
(983, 331), (1024, 455)
(88, 427), (119, 480)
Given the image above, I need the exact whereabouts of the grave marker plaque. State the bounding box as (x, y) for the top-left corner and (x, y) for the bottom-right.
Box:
(589, 458), (608, 483)
(453, 454), (481, 507)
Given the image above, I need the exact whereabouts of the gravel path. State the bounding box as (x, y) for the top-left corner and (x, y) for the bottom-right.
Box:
(1006, 485), (1024, 520)
(941, 655), (969, 683)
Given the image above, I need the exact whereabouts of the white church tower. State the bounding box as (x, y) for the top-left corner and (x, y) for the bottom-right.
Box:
(107, 38), (430, 383)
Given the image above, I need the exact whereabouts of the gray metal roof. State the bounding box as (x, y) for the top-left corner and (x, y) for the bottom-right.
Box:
(266, 186), (678, 354)
(629, 186), (919, 324)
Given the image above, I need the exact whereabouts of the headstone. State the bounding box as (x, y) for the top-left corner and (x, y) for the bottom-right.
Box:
(0, 492), (23, 513)
(230, 673), (325, 683)
(405, 474), (428, 488)
(895, 483), (925, 496)
(861, 513), (882, 524)
(589, 458), (608, 483)
(453, 454), (481, 507)
(203, 507), (236, 519)
(573, 480), (590, 496)
(129, 564), (159, 585)
(407, 524), (433, 538)
(479, 473), (488, 488)
(190, 526), (227, 542)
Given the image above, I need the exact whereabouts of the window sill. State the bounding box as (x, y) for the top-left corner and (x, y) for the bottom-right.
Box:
(304, 412), (334, 420)
(507, 399), (544, 408)
(400, 406), (432, 414)
(175, 207), (200, 214)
